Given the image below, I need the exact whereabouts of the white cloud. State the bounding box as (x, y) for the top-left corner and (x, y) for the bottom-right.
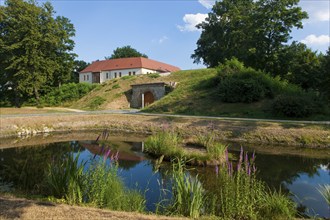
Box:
(177, 13), (208, 32)
(198, 0), (215, 9)
(158, 36), (168, 44)
(301, 34), (330, 46)
(315, 10), (330, 21)
(299, 1), (330, 22)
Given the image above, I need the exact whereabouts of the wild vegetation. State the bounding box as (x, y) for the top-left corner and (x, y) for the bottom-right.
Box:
(153, 149), (296, 219)
(47, 146), (146, 212)
(144, 130), (227, 165)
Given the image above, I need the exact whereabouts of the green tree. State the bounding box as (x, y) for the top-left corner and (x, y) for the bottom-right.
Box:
(105, 45), (148, 59)
(191, 0), (308, 75)
(319, 47), (330, 101)
(71, 60), (89, 83)
(278, 42), (321, 90)
(0, 0), (76, 106)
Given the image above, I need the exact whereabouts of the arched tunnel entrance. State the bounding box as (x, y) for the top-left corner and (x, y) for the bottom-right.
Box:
(130, 82), (165, 108)
(143, 91), (154, 107)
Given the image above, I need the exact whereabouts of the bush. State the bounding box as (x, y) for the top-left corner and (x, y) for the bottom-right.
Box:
(217, 58), (305, 103)
(272, 95), (318, 118)
(38, 83), (97, 106)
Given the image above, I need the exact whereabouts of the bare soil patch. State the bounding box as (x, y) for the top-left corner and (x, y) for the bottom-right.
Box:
(0, 195), (187, 220)
(0, 107), (84, 115)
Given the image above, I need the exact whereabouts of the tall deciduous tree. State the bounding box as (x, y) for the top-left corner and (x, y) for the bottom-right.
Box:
(191, 0), (308, 75)
(0, 0), (76, 106)
(105, 45), (148, 59)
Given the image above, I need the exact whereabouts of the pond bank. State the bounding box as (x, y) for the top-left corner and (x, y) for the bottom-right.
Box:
(1, 113), (329, 148)
(0, 195), (187, 220)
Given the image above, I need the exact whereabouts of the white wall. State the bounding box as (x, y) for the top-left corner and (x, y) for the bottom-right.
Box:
(80, 67), (165, 84)
(79, 72), (92, 83)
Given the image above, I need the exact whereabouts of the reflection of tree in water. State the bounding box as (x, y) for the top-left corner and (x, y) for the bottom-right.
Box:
(0, 142), (83, 193)
(252, 154), (328, 189)
(117, 159), (141, 170)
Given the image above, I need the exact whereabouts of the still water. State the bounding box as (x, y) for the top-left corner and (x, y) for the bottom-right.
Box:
(0, 138), (329, 218)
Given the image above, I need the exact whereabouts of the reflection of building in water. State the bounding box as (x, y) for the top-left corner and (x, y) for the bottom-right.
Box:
(79, 141), (145, 162)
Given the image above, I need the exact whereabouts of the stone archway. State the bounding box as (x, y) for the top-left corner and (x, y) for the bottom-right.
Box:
(144, 91), (154, 107)
(130, 82), (166, 108)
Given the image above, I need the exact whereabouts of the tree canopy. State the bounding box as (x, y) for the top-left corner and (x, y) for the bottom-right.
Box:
(0, 0), (76, 106)
(105, 45), (148, 59)
(191, 0), (308, 75)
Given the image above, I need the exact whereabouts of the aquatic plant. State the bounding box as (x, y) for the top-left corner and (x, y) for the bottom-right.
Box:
(167, 158), (204, 218)
(46, 136), (145, 212)
(46, 152), (85, 201)
(204, 147), (296, 219)
(144, 131), (183, 158)
(317, 184), (330, 205)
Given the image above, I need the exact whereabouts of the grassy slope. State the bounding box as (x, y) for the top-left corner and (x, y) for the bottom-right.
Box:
(71, 69), (329, 120)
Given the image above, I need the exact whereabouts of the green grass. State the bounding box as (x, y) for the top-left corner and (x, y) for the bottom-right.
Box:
(47, 151), (146, 212)
(144, 131), (227, 165)
(68, 68), (329, 119)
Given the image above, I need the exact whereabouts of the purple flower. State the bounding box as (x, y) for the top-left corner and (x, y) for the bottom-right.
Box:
(215, 165), (219, 176)
(225, 149), (229, 163)
(103, 149), (111, 161)
(252, 151), (255, 162)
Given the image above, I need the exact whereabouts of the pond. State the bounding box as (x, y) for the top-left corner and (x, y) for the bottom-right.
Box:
(0, 134), (329, 218)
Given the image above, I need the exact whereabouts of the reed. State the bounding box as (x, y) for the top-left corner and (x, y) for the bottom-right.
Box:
(204, 147), (296, 219)
(144, 131), (184, 158)
(317, 184), (330, 205)
(46, 148), (145, 212)
(168, 158), (204, 218)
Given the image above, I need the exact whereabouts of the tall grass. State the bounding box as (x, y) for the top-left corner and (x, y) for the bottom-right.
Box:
(163, 158), (204, 218)
(317, 184), (330, 205)
(46, 152), (85, 202)
(204, 148), (296, 219)
(144, 131), (183, 158)
(47, 149), (145, 212)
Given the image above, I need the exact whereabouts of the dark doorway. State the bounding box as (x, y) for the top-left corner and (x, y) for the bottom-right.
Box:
(144, 91), (154, 107)
(92, 72), (100, 83)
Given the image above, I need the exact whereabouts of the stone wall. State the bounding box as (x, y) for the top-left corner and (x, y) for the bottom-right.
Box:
(131, 83), (165, 108)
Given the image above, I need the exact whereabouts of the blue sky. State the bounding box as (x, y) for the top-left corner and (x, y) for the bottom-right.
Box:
(1, 0), (329, 70)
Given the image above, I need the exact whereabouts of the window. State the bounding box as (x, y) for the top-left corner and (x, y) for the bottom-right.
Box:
(84, 75), (86, 81)
(114, 72), (117, 78)
(106, 73), (108, 79)
(133, 71), (136, 75)
(129, 72), (131, 76)
(119, 72), (122, 77)
(87, 75), (89, 81)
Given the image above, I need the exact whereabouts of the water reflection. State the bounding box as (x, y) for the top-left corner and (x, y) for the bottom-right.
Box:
(0, 140), (329, 217)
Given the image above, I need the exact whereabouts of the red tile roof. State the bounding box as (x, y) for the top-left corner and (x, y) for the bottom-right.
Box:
(80, 57), (180, 73)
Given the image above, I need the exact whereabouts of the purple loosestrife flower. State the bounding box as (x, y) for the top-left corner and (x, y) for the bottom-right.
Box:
(248, 166), (251, 176)
(215, 165), (219, 177)
(238, 146), (243, 171)
(104, 149), (111, 161)
(253, 165), (256, 174)
(246, 161), (249, 173)
(252, 151), (255, 162)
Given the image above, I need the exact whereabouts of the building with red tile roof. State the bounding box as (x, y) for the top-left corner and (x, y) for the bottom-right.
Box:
(79, 57), (180, 83)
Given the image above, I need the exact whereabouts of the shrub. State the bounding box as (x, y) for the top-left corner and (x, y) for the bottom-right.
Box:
(38, 83), (96, 106)
(148, 73), (160, 78)
(272, 95), (316, 118)
(217, 58), (306, 103)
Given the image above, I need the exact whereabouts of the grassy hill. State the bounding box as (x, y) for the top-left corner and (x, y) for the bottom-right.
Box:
(71, 69), (329, 120)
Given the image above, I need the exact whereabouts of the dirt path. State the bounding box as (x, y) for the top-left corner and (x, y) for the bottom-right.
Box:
(0, 195), (187, 220)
